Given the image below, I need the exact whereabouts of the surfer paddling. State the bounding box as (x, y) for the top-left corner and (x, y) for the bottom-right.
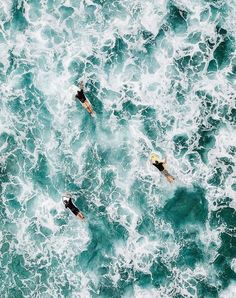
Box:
(62, 195), (85, 220)
(75, 81), (95, 117)
(150, 153), (175, 183)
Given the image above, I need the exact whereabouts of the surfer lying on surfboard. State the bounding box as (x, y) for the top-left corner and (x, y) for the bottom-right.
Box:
(76, 81), (95, 117)
(150, 153), (175, 183)
(62, 195), (85, 220)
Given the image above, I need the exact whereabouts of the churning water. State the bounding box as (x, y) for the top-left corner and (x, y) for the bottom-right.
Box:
(0, 0), (236, 297)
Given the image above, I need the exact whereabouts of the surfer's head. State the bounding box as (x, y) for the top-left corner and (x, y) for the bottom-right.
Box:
(150, 153), (158, 162)
(62, 196), (70, 203)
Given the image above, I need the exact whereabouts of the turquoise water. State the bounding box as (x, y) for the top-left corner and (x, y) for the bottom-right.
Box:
(0, 0), (236, 297)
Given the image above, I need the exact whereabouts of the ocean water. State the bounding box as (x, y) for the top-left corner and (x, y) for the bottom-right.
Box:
(0, 0), (236, 297)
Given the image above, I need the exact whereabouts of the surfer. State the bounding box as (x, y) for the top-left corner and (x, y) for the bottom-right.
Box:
(62, 195), (85, 220)
(75, 81), (95, 116)
(150, 153), (175, 183)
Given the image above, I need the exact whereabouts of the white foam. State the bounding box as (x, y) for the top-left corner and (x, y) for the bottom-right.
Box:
(140, 0), (166, 35)
(220, 281), (236, 298)
(1, 0), (236, 295)
(231, 258), (236, 273)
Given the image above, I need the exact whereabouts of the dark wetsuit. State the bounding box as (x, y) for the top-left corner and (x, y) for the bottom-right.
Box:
(64, 198), (80, 216)
(153, 161), (165, 172)
(75, 89), (86, 103)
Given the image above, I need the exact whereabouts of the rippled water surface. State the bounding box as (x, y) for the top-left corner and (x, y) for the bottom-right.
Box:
(0, 0), (236, 297)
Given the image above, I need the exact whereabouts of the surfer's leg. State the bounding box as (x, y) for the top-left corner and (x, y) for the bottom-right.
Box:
(163, 169), (175, 183)
(83, 100), (94, 115)
(87, 105), (94, 114)
(82, 101), (88, 111)
(167, 175), (175, 183)
(76, 211), (85, 220)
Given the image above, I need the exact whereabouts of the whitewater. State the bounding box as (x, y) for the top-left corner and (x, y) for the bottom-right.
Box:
(0, 0), (236, 297)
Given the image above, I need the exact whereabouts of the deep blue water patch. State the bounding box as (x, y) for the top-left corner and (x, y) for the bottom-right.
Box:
(213, 252), (236, 289)
(173, 133), (189, 158)
(213, 37), (235, 69)
(158, 185), (208, 229)
(10, 0), (28, 32)
(176, 241), (204, 269)
(167, 1), (188, 34)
